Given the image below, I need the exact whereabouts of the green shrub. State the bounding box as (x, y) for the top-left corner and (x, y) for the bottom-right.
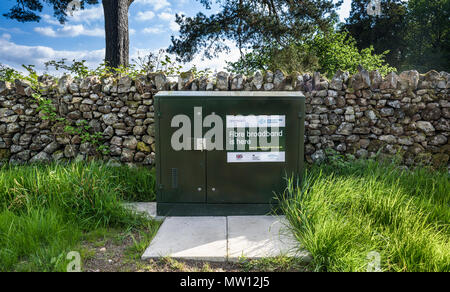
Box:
(311, 31), (396, 78)
(228, 31), (396, 78)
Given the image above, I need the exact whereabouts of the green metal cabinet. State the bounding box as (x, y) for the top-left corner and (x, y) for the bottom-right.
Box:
(154, 91), (305, 216)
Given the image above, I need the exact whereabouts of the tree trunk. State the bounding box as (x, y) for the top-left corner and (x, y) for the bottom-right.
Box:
(102, 0), (133, 68)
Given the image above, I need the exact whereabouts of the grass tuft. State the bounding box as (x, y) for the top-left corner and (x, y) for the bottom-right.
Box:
(280, 158), (450, 272)
(0, 161), (157, 271)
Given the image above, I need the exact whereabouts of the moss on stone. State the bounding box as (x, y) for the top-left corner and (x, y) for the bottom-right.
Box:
(322, 125), (337, 135)
(404, 104), (419, 116)
(87, 153), (103, 162)
(0, 149), (11, 160)
(147, 125), (155, 136)
(429, 93), (439, 100)
(126, 101), (140, 107)
(416, 152), (432, 165)
(368, 140), (384, 152)
(137, 142), (151, 153)
(432, 153), (449, 168)
(440, 144), (450, 155)
(346, 88), (355, 94)
(179, 71), (193, 79)
(290, 71), (301, 78)
(348, 142), (361, 154)
(263, 70), (273, 79)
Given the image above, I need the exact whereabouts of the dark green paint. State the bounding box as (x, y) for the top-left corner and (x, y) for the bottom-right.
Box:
(154, 91), (305, 216)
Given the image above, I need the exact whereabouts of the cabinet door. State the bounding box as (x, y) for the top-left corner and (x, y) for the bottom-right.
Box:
(158, 98), (206, 203)
(205, 97), (302, 204)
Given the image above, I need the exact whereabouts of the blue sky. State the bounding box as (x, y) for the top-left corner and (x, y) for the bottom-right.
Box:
(0, 0), (352, 73)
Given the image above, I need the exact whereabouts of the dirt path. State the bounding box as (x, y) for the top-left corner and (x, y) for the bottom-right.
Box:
(80, 228), (308, 272)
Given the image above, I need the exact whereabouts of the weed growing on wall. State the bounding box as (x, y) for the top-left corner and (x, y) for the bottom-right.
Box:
(0, 63), (110, 156)
(42, 56), (212, 80)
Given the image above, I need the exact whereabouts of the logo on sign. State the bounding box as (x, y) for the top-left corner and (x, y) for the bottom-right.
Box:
(66, 0), (81, 16)
(171, 108), (284, 152)
(367, 0), (382, 17)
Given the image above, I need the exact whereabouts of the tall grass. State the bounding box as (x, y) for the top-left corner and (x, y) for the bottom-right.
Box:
(0, 162), (157, 271)
(281, 158), (450, 272)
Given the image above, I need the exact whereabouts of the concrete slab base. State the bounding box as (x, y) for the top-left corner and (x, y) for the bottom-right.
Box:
(141, 215), (311, 263)
(141, 217), (227, 262)
(123, 202), (165, 221)
(227, 216), (309, 262)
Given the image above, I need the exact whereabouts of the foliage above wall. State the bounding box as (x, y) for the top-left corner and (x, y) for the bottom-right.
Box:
(344, 0), (450, 72)
(168, 0), (341, 63)
(227, 31), (396, 78)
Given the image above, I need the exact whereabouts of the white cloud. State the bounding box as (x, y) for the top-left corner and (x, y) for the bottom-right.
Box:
(131, 40), (241, 72)
(157, 11), (173, 21)
(158, 12), (180, 32)
(42, 14), (62, 26)
(68, 6), (104, 24)
(142, 27), (165, 34)
(34, 25), (104, 38)
(169, 21), (180, 32)
(1, 33), (12, 41)
(0, 27), (26, 34)
(34, 27), (58, 37)
(135, 0), (171, 11)
(0, 36), (240, 76)
(187, 41), (241, 72)
(136, 10), (156, 21)
(0, 37), (104, 74)
(41, 7), (103, 26)
(36, 7), (104, 40)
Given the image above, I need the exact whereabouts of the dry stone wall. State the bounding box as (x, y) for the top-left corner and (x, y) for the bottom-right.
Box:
(0, 68), (449, 168)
